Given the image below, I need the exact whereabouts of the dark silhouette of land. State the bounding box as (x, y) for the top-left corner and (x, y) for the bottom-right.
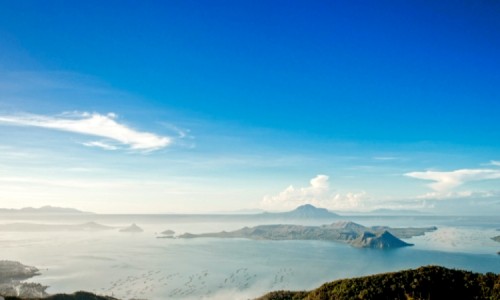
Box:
(256, 266), (500, 300)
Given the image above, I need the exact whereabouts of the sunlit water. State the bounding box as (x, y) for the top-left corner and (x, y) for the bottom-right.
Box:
(0, 214), (498, 299)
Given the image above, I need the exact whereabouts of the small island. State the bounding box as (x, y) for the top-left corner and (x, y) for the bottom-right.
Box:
(179, 221), (437, 249)
(157, 229), (175, 238)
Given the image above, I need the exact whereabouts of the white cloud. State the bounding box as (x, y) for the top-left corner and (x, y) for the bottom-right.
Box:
(490, 160), (500, 167)
(0, 112), (171, 151)
(405, 169), (500, 192)
(260, 175), (368, 211)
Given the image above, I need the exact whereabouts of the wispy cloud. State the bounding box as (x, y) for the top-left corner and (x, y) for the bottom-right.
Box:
(405, 169), (500, 192)
(373, 156), (398, 161)
(82, 141), (119, 151)
(415, 190), (496, 200)
(0, 112), (171, 151)
(0, 176), (121, 189)
(490, 160), (500, 167)
(260, 175), (368, 211)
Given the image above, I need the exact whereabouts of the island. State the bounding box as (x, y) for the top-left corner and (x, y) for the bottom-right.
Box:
(157, 229), (175, 238)
(491, 235), (500, 243)
(178, 221), (437, 249)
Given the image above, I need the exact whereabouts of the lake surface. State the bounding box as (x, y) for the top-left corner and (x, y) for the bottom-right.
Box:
(0, 214), (499, 299)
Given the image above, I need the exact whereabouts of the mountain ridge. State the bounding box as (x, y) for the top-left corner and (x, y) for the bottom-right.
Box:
(261, 204), (339, 219)
(0, 206), (92, 214)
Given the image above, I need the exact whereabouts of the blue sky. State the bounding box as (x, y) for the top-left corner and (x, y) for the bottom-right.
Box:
(0, 1), (499, 214)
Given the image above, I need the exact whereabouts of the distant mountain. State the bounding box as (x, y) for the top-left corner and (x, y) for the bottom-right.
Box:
(256, 266), (500, 300)
(119, 223), (144, 233)
(0, 222), (115, 232)
(263, 204), (339, 219)
(179, 221), (435, 249)
(0, 205), (93, 214)
(368, 208), (427, 215)
(209, 208), (266, 214)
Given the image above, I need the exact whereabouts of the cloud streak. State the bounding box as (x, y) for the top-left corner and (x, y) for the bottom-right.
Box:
(0, 112), (171, 151)
(490, 160), (500, 167)
(405, 169), (500, 192)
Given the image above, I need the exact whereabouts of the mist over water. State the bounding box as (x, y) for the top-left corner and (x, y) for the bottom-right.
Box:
(1, 214), (499, 299)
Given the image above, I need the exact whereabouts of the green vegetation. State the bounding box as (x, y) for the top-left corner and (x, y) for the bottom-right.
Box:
(256, 266), (500, 300)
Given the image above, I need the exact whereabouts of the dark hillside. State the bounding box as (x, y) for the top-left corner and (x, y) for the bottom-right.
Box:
(2, 291), (118, 300)
(256, 266), (500, 300)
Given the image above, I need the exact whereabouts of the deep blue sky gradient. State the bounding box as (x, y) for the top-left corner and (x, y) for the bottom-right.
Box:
(1, 1), (499, 213)
(1, 1), (499, 144)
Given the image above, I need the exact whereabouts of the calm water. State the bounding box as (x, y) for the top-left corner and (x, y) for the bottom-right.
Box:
(0, 214), (499, 299)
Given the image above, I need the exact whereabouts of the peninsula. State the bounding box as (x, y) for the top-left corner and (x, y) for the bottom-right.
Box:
(0, 261), (47, 298)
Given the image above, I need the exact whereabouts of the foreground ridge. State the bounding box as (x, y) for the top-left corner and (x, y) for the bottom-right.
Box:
(2, 291), (118, 300)
(255, 265), (500, 300)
